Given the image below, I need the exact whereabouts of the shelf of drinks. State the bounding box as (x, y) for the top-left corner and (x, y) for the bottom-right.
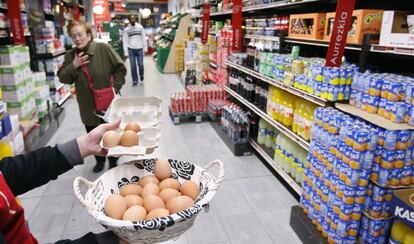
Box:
(224, 85), (310, 151)
(250, 138), (303, 196)
(210, 10), (232, 17)
(224, 60), (328, 107)
(335, 103), (414, 131)
(284, 37), (362, 51)
(244, 34), (280, 42)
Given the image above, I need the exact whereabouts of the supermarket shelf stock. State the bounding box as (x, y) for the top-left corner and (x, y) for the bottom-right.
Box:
(224, 60), (328, 106)
(244, 34), (280, 42)
(335, 103), (414, 131)
(284, 37), (362, 51)
(224, 86), (310, 151)
(250, 139), (303, 196)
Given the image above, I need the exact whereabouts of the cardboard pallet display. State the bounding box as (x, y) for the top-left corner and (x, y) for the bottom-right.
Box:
(162, 14), (192, 73)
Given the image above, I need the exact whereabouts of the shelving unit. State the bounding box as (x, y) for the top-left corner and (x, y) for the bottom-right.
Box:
(244, 34), (280, 42)
(224, 86), (310, 151)
(35, 49), (66, 59)
(225, 60), (328, 107)
(250, 139), (303, 196)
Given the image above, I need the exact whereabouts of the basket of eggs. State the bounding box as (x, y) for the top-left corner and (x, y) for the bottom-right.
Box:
(73, 158), (224, 244)
(101, 122), (161, 157)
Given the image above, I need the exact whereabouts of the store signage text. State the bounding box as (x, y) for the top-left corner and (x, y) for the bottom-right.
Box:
(7, 0), (25, 44)
(232, 0), (242, 52)
(394, 206), (414, 222)
(201, 3), (210, 44)
(325, 0), (356, 67)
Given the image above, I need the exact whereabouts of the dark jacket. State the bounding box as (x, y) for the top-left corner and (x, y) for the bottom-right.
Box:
(58, 41), (127, 126)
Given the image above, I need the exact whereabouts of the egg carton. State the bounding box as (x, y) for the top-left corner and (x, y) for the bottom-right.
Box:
(73, 158), (224, 244)
(97, 96), (162, 129)
(100, 127), (161, 157)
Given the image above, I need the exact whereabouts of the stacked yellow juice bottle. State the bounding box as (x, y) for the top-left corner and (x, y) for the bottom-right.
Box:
(390, 220), (414, 244)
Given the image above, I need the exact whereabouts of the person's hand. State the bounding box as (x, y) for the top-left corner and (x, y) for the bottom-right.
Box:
(76, 120), (121, 158)
(73, 52), (90, 69)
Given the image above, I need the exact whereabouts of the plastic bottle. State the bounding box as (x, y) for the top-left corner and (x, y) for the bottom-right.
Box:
(257, 119), (267, 145)
(267, 86), (274, 116)
(293, 98), (304, 134)
(283, 94), (295, 127)
(272, 88), (282, 121)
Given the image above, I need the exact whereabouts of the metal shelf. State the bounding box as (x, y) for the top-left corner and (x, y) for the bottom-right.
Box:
(225, 60), (328, 107)
(225, 86), (310, 151)
(284, 37), (362, 51)
(244, 34), (280, 42)
(210, 10), (232, 16)
(250, 139), (303, 196)
(370, 45), (414, 57)
(36, 49), (66, 59)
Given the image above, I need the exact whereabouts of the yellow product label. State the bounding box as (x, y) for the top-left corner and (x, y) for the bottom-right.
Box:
(365, 12), (383, 25)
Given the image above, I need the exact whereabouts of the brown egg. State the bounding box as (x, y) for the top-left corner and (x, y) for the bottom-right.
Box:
(124, 195), (144, 208)
(141, 183), (160, 198)
(104, 194), (127, 220)
(166, 195), (194, 214)
(180, 180), (199, 200)
(159, 188), (181, 203)
(122, 205), (147, 221)
(125, 122), (141, 133)
(120, 184), (142, 197)
(159, 178), (180, 191)
(154, 159), (172, 180)
(138, 175), (160, 187)
(143, 195), (165, 212)
(146, 208), (170, 220)
(120, 130), (139, 147)
(102, 130), (121, 148)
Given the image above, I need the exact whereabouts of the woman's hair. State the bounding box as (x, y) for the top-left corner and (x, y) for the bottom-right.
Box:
(67, 20), (93, 40)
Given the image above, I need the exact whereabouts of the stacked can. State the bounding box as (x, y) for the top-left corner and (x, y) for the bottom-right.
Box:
(301, 107), (377, 243)
(363, 182), (394, 219)
(351, 72), (414, 125)
(370, 128), (414, 187)
(358, 214), (393, 243)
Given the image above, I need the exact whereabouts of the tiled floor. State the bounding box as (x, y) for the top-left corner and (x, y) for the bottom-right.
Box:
(20, 57), (302, 243)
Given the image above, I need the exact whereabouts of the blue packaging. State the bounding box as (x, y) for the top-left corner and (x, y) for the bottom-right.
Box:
(368, 219), (383, 237)
(361, 93), (371, 111)
(378, 128), (386, 146)
(363, 194), (371, 212)
(369, 199), (383, 218)
(389, 81), (403, 102)
(397, 130), (411, 150)
(382, 201), (392, 218)
(405, 147), (413, 166)
(355, 186), (367, 204)
(384, 130), (398, 150)
(337, 218), (349, 238)
(348, 219), (360, 237)
(410, 105), (414, 126)
(361, 215), (370, 230)
(369, 77), (383, 97)
(359, 168), (370, 187)
(363, 150), (374, 169)
(383, 219), (393, 234)
(367, 234), (380, 243)
(381, 79), (392, 98)
(352, 203), (363, 217)
(392, 102), (408, 123)
(367, 128), (379, 151)
(378, 98), (388, 116)
(389, 167), (402, 186)
(378, 166), (391, 186)
(372, 185), (386, 202)
(353, 129), (369, 152)
(401, 165), (413, 184)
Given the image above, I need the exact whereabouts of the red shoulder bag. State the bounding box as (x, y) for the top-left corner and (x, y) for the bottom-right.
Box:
(82, 65), (115, 112)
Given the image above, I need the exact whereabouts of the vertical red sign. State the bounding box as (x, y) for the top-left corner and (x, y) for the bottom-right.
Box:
(325, 0), (356, 67)
(232, 0), (242, 52)
(93, 0), (111, 27)
(201, 3), (210, 44)
(7, 0), (25, 44)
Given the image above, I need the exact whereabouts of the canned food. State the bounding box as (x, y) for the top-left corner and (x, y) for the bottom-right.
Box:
(372, 185), (386, 202)
(361, 93), (370, 111)
(389, 167), (402, 186)
(384, 130), (398, 151)
(395, 150), (406, 168)
(405, 147), (413, 166)
(359, 168), (370, 187)
(363, 151), (374, 169)
(378, 98), (388, 116)
(352, 204), (363, 220)
(378, 166), (391, 186)
(337, 218), (349, 238)
(382, 201), (392, 218)
(353, 130), (369, 152)
(381, 79), (392, 99)
(363, 194), (371, 212)
(384, 100), (394, 120)
(397, 130), (411, 150)
(348, 219), (360, 237)
(388, 82), (403, 102)
(390, 102), (408, 123)
(350, 90), (361, 107)
(366, 95), (380, 114)
(355, 186), (367, 204)
(368, 219), (383, 237)
(369, 77), (383, 97)
(401, 165), (413, 185)
(342, 185), (355, 205)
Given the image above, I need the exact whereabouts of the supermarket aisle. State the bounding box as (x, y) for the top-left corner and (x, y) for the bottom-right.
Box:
(20, 56), (301, 244)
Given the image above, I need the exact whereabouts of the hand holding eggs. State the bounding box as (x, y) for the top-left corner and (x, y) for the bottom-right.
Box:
(102, 122), (142, 148)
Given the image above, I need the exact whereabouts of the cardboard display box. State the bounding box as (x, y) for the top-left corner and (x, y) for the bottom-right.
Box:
(0, 45), (30, 66)
(324, 9), (384, 44)
(288, 13), (326, 40)
(380, 11), (414, 48)
(391, 188), (414, 229)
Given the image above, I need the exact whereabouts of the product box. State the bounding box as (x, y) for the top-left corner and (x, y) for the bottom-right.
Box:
(391, 188), (414, 229)
(1, 113), (12, 138)
(25, 80), (34, 97)
(11, 131), (24, 155)
(34, 85), (50, 101)
(324, 9), (384, 44)
(36, 100), (48, 118)
(289, 13), (326, 40)
(7, 96), (36, 119)
(379, 11), (414, 48)
(0, 45), (30, 66)
(1, 80), (27, 101)
(0, 63), (31, 86)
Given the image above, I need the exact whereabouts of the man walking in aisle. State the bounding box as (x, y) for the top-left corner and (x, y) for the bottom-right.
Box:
(123, 15), (147, 86)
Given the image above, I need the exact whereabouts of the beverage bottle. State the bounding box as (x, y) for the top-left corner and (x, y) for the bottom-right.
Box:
(257, 119), (267, 145)
(240, 114), (250, 144)
(267, 86), (274, 116)
(247, 38), (255, 68)
(293, 98), (304, 134)
(260, 82), (269, 111)
(254, 40), (264, 72)
(272, 88), (282, 121)
(232, 112), (241, 144)
(303, 102), (316, 141)
(283, 94), (295, 127)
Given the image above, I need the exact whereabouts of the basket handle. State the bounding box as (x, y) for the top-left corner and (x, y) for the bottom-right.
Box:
(73, 176), (94, 209)
(202, 159), (224, 186)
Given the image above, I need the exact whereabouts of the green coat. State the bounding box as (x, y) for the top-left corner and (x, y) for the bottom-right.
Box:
(58, 41), (126, 126)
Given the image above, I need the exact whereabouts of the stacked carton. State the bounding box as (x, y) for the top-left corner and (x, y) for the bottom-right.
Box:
(33, 72), (50, 119)
(0, 45), (36, 120)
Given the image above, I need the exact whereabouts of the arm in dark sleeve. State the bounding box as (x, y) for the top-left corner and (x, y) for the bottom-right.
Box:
(0, 140), (83, 196)
(57, 52), (80, 85)
(105, 44), (126, 92)
(54, 231), (119, 244)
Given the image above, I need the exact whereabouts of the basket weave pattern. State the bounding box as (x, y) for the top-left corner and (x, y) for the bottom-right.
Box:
(74, 159), (223, 244)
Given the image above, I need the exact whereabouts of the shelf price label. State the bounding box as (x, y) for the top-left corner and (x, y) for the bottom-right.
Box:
(201, 3), (210, 44)
(7, 0), (25, 45)
(232, 0), (243, 52)
(325, 0), (356, 67)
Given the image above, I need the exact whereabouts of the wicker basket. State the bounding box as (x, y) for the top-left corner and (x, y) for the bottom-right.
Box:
(73, 158), (224, 244)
